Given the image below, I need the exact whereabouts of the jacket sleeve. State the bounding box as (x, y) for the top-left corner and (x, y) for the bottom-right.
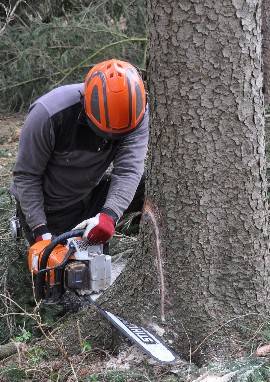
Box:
(103, 106), (149, 219)
(12, 103), (55, 229)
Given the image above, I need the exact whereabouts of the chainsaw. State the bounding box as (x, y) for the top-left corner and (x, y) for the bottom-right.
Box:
(28, 229), (111, 301)
(18, 227), (176, 364)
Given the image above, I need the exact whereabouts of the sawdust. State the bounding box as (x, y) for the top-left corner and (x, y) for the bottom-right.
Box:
(105, 346), (145, 370)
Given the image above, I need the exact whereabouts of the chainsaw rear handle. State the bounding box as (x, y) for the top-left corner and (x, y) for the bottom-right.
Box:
(36, 229), (84, 300)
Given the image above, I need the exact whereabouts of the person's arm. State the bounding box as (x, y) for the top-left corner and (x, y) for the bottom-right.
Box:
(73, 107), (149, 244)
(102, 106), (149, 221)
(12, 103), (55, 232)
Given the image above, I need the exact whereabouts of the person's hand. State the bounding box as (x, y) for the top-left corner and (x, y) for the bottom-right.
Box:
(74, 213), (115, 244)
(32, 224), (52, 242)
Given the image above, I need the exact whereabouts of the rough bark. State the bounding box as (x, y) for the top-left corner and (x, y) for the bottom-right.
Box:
(104, 0), (270, 364)
(262, 0), (270, 105)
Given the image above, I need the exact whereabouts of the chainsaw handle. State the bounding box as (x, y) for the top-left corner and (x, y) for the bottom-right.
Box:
(39, 229), (84, 271)
(36, 229), (84, 299)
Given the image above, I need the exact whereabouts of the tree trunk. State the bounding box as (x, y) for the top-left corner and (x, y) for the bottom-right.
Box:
(262, 0), (270, 105)
(105, 0), (270, 364)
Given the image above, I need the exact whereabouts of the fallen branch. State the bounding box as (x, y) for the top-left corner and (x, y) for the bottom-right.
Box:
(0, 76), (49, 92)
(0, 0), (26, 36)
(0, 341), (25, 360)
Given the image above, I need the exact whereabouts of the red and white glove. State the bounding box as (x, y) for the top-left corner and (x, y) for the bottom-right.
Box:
(74, 213), (115, 244)
(32, 224), (52, 242)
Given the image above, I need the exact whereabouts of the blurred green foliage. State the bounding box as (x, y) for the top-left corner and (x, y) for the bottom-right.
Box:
(14, 328), (32, 343)
(0, 0), (146, 112)
(0, 365), (27, 382)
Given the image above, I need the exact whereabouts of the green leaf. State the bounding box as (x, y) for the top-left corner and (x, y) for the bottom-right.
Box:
(82, 340), (92, 352)
(14, 328), (32, 343)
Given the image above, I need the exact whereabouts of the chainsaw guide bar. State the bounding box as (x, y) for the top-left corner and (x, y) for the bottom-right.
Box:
(81, 295), (177, 364)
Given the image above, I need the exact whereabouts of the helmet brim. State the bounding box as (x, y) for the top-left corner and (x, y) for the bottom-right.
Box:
(85, 110), (144, 141)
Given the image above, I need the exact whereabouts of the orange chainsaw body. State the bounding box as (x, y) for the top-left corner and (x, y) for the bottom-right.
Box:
(28, 240), (68, 284)
(27, 236), (110, 301)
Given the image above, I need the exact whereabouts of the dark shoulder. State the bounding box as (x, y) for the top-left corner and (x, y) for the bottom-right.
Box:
(51, 104), (120, 153)
(31, 84), (84, 118)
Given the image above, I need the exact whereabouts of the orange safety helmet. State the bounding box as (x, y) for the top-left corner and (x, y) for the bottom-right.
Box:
(84, 59), (146, 139)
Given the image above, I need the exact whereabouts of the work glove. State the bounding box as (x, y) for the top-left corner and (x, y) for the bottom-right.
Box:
(32, 224), (52, 242)
(74, 212), (116, 244)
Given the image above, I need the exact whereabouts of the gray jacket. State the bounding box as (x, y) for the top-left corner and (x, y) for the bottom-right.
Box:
(11, 83), (149, 229)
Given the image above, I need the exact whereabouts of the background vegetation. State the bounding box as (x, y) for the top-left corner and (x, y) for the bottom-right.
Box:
(0, 0), (146, 112)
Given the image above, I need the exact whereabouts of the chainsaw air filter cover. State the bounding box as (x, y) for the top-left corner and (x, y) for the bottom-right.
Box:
(65, 262), (89, 290)
(67, 239), (112, 293)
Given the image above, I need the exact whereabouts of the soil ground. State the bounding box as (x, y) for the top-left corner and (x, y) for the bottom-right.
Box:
(0, 115), (23, 187)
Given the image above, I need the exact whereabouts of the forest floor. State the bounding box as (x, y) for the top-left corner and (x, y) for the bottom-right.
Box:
(0, 116), (270, 382)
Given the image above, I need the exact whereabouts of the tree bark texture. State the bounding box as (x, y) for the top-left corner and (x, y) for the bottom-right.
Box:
(145, 0), (270, 361)
(262, 0), (270, 105)
(101, 0), (270, 363)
